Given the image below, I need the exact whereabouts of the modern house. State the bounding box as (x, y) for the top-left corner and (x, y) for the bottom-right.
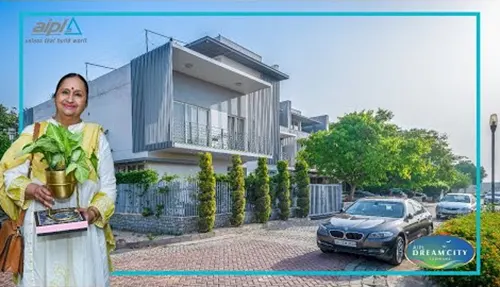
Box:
(245, 100), (329, 181)
(23, 35), (289, 177)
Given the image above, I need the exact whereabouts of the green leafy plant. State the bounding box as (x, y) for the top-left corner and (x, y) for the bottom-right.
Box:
(254, 157), (272, 223)
(427, 212), (500, 287)
(276, 160), (291, 220)
(197, 152), (216, 233)
(21, 123), (97, 183)
(229, 155), (246, 227)
(295, 158), (310, 218)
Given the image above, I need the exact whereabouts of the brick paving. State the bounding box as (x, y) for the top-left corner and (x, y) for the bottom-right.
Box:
(0, 216), (440, 287)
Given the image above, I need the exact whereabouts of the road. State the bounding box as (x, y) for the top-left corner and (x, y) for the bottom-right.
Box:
(0, 204), (441, 287)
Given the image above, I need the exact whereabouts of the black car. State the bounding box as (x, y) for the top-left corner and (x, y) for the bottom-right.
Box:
(316, 198), (434, 265)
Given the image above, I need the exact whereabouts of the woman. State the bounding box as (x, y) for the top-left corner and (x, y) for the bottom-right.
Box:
(0, 73), (116, 287)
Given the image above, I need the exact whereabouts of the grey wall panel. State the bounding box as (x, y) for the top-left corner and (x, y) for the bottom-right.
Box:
(257, 75), (280, 165)
(279, 100), (292, 128)
(23, 108), (34, 128)
(130, 41), (174, 152)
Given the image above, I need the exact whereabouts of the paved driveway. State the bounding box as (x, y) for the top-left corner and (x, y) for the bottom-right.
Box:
(0, 205), (440, 287)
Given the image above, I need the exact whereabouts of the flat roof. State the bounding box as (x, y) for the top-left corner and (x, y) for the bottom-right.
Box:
(185, 36), (290, 81)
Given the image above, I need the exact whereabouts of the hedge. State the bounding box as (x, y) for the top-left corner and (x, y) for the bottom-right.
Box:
(229, 155), (246, 227)
(254, 158), (272, 223)
(276, 160), (291, 220)
(427, 211), (500, 287)
(197, 152), (216, 233)
(294, 158), (310, 218)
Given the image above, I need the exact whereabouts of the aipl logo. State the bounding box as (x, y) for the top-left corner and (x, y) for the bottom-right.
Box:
(405, 235), (475, 270)
(32, 18), (82, 36)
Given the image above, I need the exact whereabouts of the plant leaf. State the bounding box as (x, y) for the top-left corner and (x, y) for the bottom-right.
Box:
(69, 131), (83, 145)
(74, 164), (89, 183)
(65, 162), (78, 175)
(50, 154), (65, 170)
(22, 136), (61, 155)
(44, 123), (67, 154)
(90, 152), (98, 172)
(71, 147), (83, 163)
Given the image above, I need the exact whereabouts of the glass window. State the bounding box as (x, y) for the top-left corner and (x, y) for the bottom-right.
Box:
(345, 200), (405, 218)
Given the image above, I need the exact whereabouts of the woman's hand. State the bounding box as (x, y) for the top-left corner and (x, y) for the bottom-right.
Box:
(76, 206), (101, 224)
(25, 183), (54, 208)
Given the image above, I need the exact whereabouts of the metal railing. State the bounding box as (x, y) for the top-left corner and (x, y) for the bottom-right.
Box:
(114, 181), (343, 218)
(171, 121), (271, 155)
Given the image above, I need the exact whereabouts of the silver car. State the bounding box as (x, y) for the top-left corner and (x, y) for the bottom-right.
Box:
(436, 193), (477, 219)
(484, 192), (500, 205)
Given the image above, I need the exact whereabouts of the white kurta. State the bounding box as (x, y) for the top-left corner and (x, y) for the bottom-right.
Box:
(3, 119), (116, 287)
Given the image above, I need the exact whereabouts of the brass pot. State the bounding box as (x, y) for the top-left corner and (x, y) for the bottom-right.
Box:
(45, 170), (76, 200)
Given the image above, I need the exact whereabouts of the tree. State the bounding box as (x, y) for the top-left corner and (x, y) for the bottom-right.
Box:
(197, 152), (216, 233)
(301, 109), (397, 201)
(295, 158), (310, 218)
(0, 105), (18, 133)
(254, 157), (272, 223)
(454, 159), (487, 186)
(450, 170), (472, 190)
(404, 129), (457, 186)
(229, 155), (246, 227)
(0, 132), (11, 160)
(0, 105), (18, 159)
(276, 160), (291, 220)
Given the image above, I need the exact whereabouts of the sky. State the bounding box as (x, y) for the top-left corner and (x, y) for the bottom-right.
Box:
(0, 0), (498, 181)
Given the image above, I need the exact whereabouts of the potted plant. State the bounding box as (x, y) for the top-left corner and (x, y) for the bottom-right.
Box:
(20, 123), (98, 200)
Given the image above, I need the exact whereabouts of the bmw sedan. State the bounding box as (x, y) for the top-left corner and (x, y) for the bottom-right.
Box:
(316, 198), (434, 265)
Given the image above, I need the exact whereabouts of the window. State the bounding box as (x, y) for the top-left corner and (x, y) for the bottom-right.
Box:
(173, 101), (209, 146)
(114, 164), (145, 172)
(228, 115), (245, 151)
(409, 200), (424, 215)
(406, 202), (417, 216)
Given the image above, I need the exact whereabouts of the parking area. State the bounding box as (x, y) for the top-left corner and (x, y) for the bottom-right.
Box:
(0, 204), (441, 287)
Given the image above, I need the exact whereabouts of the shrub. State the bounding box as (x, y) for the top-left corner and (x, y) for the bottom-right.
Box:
(245, 173), (257, 205)
(115, 169), (159, 185)
(276, 160), (291, 220)
(254, 158), (272, 223)
(197, 152), (216, 233)
(295, 158), (310, 218)
(427, 211), (500, 287)
(229, 155), (246, 227)
(215, 173), (231, 183)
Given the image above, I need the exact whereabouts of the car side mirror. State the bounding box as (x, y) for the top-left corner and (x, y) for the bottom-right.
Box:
(340, 208), (345, 213)
(406, 213), (414, 220)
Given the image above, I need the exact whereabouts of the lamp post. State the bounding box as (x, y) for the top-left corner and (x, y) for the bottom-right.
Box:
(490, 114), (498, 211)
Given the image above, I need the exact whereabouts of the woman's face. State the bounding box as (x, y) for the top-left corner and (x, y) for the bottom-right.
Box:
(54, 77), (87, 118)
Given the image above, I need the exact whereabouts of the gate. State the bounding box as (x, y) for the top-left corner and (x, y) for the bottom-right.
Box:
(309, 184), (343, 218)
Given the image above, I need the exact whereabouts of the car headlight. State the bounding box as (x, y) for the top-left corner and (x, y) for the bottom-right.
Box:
(368, 231), (394, 239)
(318, 224), (328, 232)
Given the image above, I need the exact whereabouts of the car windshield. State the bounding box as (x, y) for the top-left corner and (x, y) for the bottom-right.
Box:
(344, 201), (405, 218)
(440, 195), (471, 203)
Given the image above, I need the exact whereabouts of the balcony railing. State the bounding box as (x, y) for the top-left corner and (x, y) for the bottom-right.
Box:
(279, 150), (297, 166)
(171, 121), (271, 155)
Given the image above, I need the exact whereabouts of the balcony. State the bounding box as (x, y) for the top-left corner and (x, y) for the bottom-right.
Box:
(169, 121), (272, 160)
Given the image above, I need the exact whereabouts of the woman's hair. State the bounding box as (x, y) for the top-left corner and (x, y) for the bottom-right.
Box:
(52, 73), (89, 105)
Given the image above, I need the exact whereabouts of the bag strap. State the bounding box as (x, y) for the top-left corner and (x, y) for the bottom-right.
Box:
(16, 122), (41, 227)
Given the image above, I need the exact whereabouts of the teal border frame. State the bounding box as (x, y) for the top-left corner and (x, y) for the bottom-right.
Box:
(18, 11), (481, 277)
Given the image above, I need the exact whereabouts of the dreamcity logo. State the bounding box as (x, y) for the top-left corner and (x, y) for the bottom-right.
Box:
(406, 235), (475, 270)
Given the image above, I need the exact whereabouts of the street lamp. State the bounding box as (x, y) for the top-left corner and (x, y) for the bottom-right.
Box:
(490, 114), (498, 211)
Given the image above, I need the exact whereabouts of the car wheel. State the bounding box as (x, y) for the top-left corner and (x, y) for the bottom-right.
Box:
(388, 236), (405, 266)
(319, 247), (334, 253)
(426, 225), (433, 235)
